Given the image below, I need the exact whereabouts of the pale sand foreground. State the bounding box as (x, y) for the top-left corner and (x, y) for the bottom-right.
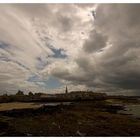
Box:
(0, 102), (40, 111)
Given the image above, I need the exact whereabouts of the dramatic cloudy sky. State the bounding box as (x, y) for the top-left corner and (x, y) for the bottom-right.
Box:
(0, 4), (140, 95)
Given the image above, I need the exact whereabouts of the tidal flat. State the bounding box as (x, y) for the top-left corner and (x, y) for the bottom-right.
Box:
(0, 99), (140, 136)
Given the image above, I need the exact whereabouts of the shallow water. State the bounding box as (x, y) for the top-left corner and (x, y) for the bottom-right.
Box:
(118, 104), (140, 118)
(35, 102), (72, 106)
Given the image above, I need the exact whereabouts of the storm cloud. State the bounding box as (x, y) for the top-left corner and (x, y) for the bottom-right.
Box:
(0, 4), (140, 95)
(49, 4), (140, 95)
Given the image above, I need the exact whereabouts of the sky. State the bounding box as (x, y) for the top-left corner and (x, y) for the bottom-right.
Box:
(0, 4), (140, 95)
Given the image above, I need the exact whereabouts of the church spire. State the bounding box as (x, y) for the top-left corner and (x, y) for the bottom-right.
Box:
(65, 86), (68, 94)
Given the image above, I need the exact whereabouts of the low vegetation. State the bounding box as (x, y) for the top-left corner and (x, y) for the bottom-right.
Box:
(0, 101), (139, 136)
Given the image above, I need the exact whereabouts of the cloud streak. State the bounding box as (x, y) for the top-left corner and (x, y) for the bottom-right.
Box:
(0, 4), (140, 95)
(0, 4), (95, 94)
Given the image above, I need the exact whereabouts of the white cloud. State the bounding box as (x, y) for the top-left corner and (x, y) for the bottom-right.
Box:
(1, 4), (140, 95)
(0, 4), (95, 94)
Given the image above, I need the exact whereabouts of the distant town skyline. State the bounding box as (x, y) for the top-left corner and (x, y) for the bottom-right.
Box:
(0, 4), (140, 96)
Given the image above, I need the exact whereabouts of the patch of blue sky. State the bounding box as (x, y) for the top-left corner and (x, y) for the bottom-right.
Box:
(49, 48), (67, 59)
(0, 42), (11, 49)
(28, 75), (63, 89)
(45, 76), (63, 89)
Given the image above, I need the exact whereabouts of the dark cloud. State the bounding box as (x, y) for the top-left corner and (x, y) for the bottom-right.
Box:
(57, 15), (73, 32)
(52, 4), (82, 33)
(83, 30), (107, 53)
(51, 4), (140, 95)
(85, 4), (140, 94)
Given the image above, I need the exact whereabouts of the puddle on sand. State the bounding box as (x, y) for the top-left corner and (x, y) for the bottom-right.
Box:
(118, 104), (140, 118)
